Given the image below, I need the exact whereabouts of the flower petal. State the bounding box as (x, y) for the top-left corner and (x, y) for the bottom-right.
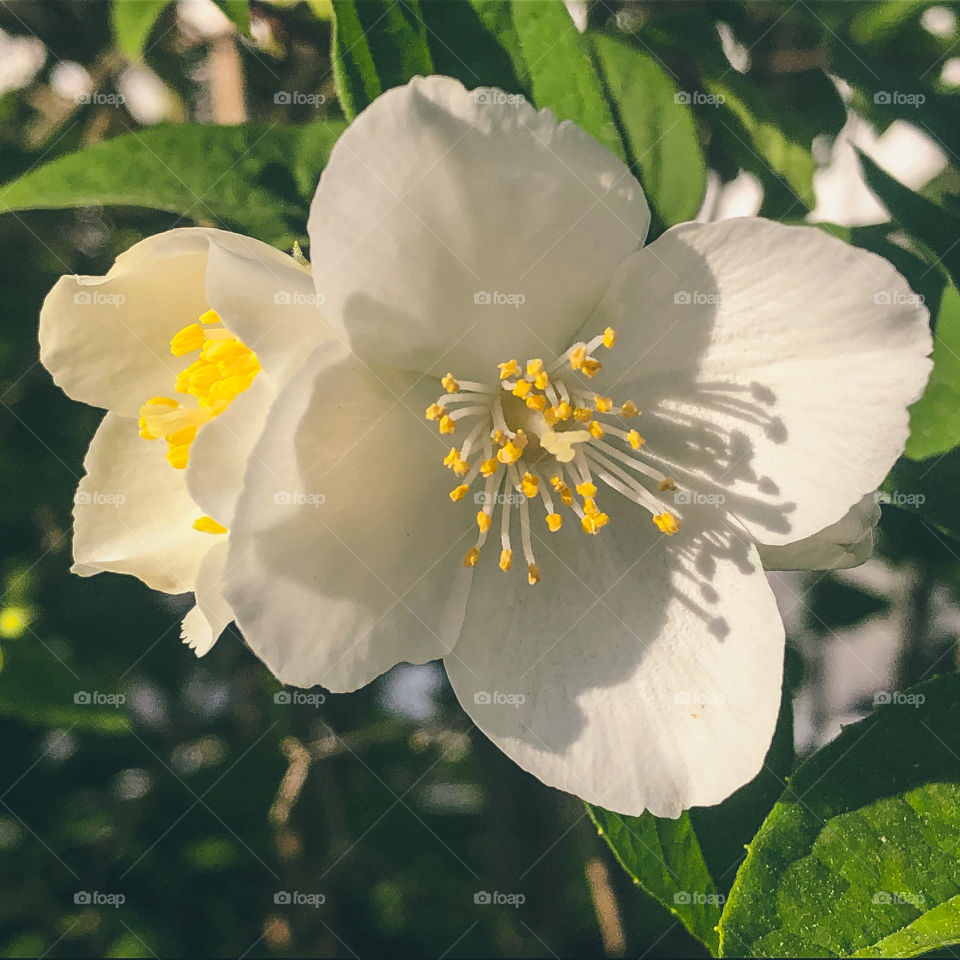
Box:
(585, 218), (932, 545)
(444, 502), (784, 817)
(39, 227), (319, 417)
(758, 491), (880, 571)
(181, 540), (233, 657)
(184, 376), (274, 528)
(72, 413), (216, 593)
(223, 342), (473, 691)
(307, 75), (649, 381)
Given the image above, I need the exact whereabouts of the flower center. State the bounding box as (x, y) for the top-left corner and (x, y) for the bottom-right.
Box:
(137, 309), (261, 535)
(425, 327), (681, 584)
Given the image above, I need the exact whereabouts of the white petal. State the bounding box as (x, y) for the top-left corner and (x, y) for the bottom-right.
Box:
(72, 413), (217, 593)
(444, 502), (784, 817)
(39, 227), (319, 417)
(307, 76), (649, 381)
(758, 491), (880, 570)
(184, 376), (274, 528)
(223, 342), (473, 691)
(181, 540), (233, 657)
(586, 218), (932, 545)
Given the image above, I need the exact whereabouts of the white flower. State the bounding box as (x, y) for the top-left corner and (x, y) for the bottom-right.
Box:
(39, 228), (328, 656)
(218, 77), (931, 818)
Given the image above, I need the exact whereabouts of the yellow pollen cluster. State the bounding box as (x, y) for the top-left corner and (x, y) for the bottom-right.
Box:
(427, 326), (686, 582)
(138, 309), (261, 536)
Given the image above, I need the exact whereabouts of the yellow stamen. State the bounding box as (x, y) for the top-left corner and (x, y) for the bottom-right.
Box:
(477, 512), (492, 532)
(659, 478), (677, 492)
(543, 406), (559, 427)
(573, 407), (592, 422)
(576, 482), (597, 498)
(653, 511), (680, 535)
(545, 513), (563, 532)
(198, 309), (221, 325)
(441, 372), (459, 393)
(582, 358), (602, 378)
(526, 358), (544, 377)
(602, 327), (617, 348)
(627, 430), (644, 450)
(449, 484), (469, 502)
(499, 548), (513, 572)
(527, 563), (541, 585)
(588, 420), (605, 439)
(498, 359), (519, 379)
(534, 371), (549, 390)
(193, 515), (227, 535)
(582, 512), (610, 535)
(594, 396), (613, 413)
(555, 401), (572, 421)
(525, 394), (547, 412)
(464, 546), (480, 567)
(170, 323), (206, 357)
(569, 345), (587, 371)
(425, 403), (443, 421)
(583, 497), (601, 518)
(439, 415), (456, 434)
(497, 438), (524, 464)
(512, 379), (531, 399)
(481, 457), (499, 478)
(520, 472), (539, 498)
(620, 400), (639, 418)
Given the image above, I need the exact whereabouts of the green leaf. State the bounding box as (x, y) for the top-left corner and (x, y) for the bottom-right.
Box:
(510, 0), (621, 158)
(0, 122), (345, 248)
(111, 0), (172, 61)
(883, 450), (960, 545)
(588, 653), (798, 954)
(589, 33), (706, 227)
(719, 672), (960, 958)
(588, 806), (723, 954)
(707, 73), (816, 212)
(210, 0), (250, 34)
(857, 149), (960, 291)
(906, 284), (960, 461)
(331, 0), (434, 120)
(418, 0), (527, 94)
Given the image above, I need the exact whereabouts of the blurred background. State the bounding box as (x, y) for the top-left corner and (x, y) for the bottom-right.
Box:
(0, 0), (958, 956)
